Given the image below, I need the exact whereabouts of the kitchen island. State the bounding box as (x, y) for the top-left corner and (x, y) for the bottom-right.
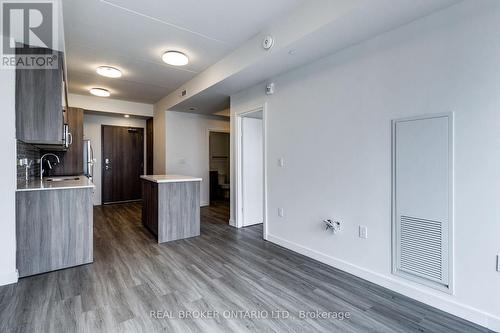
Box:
(141, 175), (202, 243)
(16, 176), (94, 277)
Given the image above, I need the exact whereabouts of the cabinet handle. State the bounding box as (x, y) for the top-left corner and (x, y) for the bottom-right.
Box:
(67, 132), (73, 145)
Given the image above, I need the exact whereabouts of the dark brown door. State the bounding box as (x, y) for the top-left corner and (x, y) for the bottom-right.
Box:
(102, 125), (144, 204)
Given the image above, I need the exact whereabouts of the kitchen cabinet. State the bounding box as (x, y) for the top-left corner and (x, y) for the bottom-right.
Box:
(48, 107), (84, 176)
(15, 47), (66, 145)
(16, 184), (94, 277)
(142, 180), (158, 235)
(141, 175), (201, 243)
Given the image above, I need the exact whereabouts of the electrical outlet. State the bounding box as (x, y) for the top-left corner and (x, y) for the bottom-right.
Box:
(497, 254), (500, 272)
(278, 208), (284, 217)
(359, 226), (368, 239)
(18, 158), (28, 166)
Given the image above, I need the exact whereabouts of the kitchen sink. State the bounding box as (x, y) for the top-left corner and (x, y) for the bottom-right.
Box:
(45, 177), (80, 182)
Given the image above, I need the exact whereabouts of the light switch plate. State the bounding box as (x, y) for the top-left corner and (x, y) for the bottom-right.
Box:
(359, 226), (368, 239)
(278, 158), (285, 168)
(278, 208), (284, 217)
(497, 254), (500, 272)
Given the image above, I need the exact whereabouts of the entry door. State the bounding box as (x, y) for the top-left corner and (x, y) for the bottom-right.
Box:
(102, 125), (144, 204)
(241, 117), (263, 226)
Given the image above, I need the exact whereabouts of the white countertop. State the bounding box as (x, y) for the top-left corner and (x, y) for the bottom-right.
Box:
(140, 175), (202, 183)
(17, 176), (95, 192)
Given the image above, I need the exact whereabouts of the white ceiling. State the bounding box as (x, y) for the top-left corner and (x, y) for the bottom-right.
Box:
(172, 0), (460, 115)
(62, 0), (303, 104)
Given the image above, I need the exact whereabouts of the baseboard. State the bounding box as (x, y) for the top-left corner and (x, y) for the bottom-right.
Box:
(200, 202), (209, 207)
(267, 234), (499, 331)
(0, 270), (18, 286)
(229, 219), (236, 227)
(489, 316), (500, 333)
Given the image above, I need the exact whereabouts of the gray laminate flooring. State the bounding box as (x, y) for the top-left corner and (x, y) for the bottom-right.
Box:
(0, 202), (493, 333)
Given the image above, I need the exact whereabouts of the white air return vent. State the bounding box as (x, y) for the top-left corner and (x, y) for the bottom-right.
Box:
(399, 216), (445, 282)
(392, 114), (453, 292)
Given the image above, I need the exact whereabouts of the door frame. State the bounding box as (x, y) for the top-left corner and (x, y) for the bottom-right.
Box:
(391, 112), (455, 294)
(146, 118), (154, 175)
(207, 128), (230, 205)
(101, 124), (145, 205)
(235, 103), (268, 240)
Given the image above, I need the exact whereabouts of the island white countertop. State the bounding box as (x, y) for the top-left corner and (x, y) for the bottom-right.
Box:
(17, 176), (95, 192)
(140, 175), (202, 183)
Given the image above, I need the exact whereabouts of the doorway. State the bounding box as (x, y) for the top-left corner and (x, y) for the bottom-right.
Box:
(236, 106), (267, 237)
(101, 125), (144, 204)
(209, 131), (230, 205)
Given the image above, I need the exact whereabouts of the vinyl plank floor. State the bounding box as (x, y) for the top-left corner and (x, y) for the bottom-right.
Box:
(0, 202), (493, 333)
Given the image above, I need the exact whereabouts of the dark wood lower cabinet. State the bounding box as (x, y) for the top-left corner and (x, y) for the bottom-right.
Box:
(16, 188), (93, 277)
(141, 180), (158, 235)
(141, 179), (200, 243)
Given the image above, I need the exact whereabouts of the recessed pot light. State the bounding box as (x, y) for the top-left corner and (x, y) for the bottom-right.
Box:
(124, 114), (130, 118)
(162, 51), (189, 66)
(89, 88), (110, 97)
(96, 66), (122, 78)
(188, 107), (197, 111)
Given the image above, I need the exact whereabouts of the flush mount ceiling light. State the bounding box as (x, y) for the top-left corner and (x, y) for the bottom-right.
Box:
(89, 88), (110, 97)
(96, 66), (122, 78)
(124, 114), (130, 118)
(162, 51), (189, 66)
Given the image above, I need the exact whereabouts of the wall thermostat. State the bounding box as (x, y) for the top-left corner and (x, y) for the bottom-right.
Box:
(266, 82), (275, 95)
(262, 35), (275, 50)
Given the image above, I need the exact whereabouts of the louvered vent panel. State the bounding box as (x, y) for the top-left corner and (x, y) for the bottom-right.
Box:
(399, 216), (443, 283)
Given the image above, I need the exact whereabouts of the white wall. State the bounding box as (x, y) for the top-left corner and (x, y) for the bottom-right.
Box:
(0, 38), (18, 286)
(231, 1), (500, 330)
(69, 94), (154, 117)
(0, 1), (66, 286)
(165, 111), (229, 206)
(83, 114), (147, 205)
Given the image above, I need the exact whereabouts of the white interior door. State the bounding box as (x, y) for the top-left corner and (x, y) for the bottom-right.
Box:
(242, 117), (263, 227)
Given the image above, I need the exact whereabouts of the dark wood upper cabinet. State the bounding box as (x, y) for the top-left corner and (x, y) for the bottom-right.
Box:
(15, 47), (65, 144)
(47, 107), (84, 176)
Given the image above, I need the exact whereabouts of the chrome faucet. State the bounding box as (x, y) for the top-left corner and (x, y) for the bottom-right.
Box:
(40, 153), (60, 180)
